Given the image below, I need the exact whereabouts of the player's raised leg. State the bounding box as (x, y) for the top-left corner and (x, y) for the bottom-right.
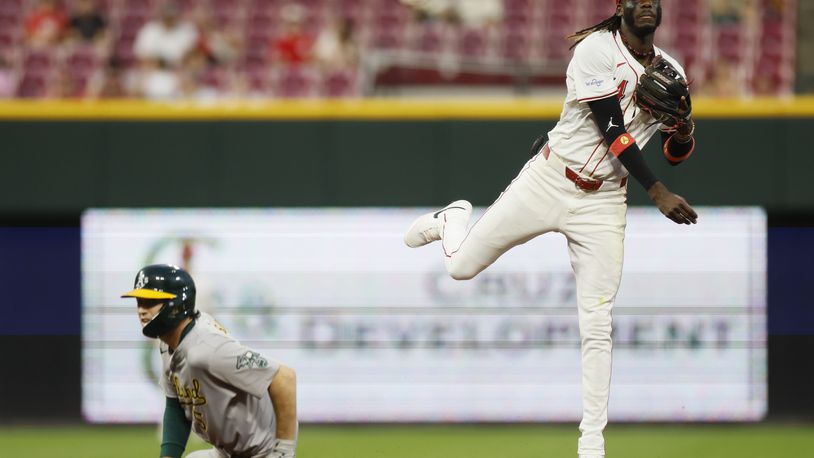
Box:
(403, 200), (472, 249)
(405, 155), (562, 280)
(564, 196), (626, 458)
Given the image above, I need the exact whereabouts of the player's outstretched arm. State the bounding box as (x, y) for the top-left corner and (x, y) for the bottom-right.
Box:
(269, 365), (298, 457)
(587, 96), (697, 225)
(160, 396), (191, 458)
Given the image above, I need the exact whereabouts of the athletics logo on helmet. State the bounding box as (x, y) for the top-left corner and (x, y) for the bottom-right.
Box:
(121, 264), (197, 338)
(135, 271), (149, 289)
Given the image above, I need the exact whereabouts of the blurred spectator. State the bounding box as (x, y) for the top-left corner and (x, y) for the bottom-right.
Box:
(25, 0), (68, 47)
(132, 59), (181, 100)
(191, 7), (242, 66)
(763, 0), (788, 21)
(401, 0), (503, 27)
(178, 49), (224, 100)
(0, 54), (16, 98)
(313, 18), (358, 69)
(270, 4), (314, 65)
(67, 0), (107, 44)
(702, 60), (746, 97)
(753, 70), (784, 97)
(708, 0), (759, 27)
(49, 71), (83, 98)
(401, 0), (456, 23)
(709, 0), (743, 24)
(88, 57), (129, 98)
(134, 1), (198, 67)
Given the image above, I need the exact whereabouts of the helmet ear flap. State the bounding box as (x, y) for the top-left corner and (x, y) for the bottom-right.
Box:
(133, 264), (197, 338)
(143, 302), (172, 338)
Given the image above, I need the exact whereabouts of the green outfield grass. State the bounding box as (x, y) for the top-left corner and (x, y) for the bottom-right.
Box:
(0, 424), (811, 457)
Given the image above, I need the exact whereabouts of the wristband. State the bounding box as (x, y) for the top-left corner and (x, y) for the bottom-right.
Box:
(663, 135), (696, 163)
(609, 133), (636, 157)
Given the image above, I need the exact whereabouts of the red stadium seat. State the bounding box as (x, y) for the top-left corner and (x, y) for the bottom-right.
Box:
(321, 67), (358, 97)
(504, 0), (532, 13)
(501, 30), (531, 61)
(411, 24), (446, 54)
(66, 46), (101, 77)
(458, 27), (490, 59)
(272, 65), (317, 98)
(23, 50), (55, 73)
(16, 72), (49, 98)
(113, 36), (137, 67)
(122, 0), (155, 16)
(504, 12), (531, 34)
(370, 26), (406, 50)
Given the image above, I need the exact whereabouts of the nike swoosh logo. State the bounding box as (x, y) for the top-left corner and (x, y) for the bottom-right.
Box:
(434, 206), (466, 218)
(617, 62), (626, 68)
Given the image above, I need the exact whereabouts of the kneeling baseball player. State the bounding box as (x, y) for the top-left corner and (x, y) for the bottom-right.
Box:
(122, 264), (298, 458)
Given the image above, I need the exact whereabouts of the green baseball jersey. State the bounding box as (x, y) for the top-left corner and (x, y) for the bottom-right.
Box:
(160, 312), (280, 456)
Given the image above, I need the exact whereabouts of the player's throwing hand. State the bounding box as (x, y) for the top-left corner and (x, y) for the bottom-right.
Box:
(647, 182), (698, 225)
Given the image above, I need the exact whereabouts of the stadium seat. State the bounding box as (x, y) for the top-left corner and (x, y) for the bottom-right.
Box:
(16, 72), (49, 98)
(501, 30), (531, 61)
(23, 50), (55, 73)
(411, 24), (447, 54)
(457, 27), (491, 59)
(321, 67), (358, 97)
(66, 46), (101, 77)
(272, 65), (318, 98)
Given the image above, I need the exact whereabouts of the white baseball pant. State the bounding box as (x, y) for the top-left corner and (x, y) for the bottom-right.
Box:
(439, 147), (627, 457)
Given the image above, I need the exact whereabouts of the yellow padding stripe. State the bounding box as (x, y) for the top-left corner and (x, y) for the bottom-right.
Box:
(0, 97), (812, 120)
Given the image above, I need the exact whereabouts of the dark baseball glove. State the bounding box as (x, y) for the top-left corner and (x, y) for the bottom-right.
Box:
(635, 55), (692, 125)
(529, 133), (547, 157)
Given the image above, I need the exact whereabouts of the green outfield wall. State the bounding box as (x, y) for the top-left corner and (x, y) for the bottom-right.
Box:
(2, 117), (813, 212)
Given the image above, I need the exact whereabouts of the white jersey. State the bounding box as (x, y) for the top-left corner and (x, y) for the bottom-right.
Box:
(547, 30), (686, 181)
(160, 312), (280, 457)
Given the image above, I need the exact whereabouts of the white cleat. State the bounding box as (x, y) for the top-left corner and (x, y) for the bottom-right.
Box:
(404, 200), (472, 248)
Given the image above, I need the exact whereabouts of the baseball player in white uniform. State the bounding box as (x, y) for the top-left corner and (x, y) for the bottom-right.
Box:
(404, 1), (697, 457)
(122, 264), (298, 458)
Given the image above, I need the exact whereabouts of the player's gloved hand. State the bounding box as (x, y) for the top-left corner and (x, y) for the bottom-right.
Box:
(647, 182), (698, 225)
(635, 55), (691, 125)
(267, 438), (296, 458)
(529, 134), (547, 157)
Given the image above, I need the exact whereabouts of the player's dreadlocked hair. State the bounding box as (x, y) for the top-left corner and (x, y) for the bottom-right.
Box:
(569, 14), (622, 49)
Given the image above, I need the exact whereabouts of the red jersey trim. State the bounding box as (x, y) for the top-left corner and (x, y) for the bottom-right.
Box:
(577, 91), (619, 103)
